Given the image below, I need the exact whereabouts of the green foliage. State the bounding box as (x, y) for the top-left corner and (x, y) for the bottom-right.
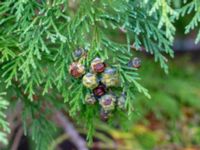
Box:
(177, 0), (200, 43)
(22, 100), (56, 150)
(0, 92), (10, 145)
(0, 0), (199, 149)
(125, 0), (175, 72)
(147, 0), (177, 42)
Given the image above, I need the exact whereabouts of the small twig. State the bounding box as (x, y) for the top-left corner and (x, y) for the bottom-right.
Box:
(130, 43), (146, 51)
(11, 127), (23, 150)
(119, 26), (127, 33)
(54, 111), (88, 150)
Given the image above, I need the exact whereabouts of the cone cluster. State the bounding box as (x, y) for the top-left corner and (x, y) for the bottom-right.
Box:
(69, 54), (127, 121)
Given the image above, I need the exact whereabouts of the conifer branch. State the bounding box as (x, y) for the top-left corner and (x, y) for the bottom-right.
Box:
(1, 0), (199, 148)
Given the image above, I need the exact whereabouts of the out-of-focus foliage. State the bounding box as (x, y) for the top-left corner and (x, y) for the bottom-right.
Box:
(106, 56), (200, 149)
(136, 56), (200, 120)
(124, 56), (200, 149)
